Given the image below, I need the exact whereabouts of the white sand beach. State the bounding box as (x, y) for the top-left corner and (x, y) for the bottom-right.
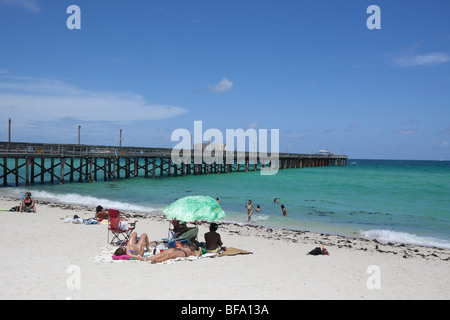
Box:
(0, 196), (449, 300)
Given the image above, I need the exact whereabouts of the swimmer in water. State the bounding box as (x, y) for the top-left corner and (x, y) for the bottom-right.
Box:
(281, 204), (287, 216)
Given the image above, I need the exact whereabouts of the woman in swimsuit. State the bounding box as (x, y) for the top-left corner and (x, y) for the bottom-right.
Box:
(20, 192), (36, 213)
(147, 243), (200, 264)
(245, 200), (254, 222)
(113, 232), (150, 261)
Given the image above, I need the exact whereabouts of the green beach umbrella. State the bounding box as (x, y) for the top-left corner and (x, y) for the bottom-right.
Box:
(163, 195), (226, 222)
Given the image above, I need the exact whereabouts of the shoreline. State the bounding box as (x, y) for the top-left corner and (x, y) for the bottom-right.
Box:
(2, 195), (449, 262)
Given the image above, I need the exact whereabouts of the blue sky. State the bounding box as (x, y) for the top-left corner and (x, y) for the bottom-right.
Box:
(0, 0), (449, 160)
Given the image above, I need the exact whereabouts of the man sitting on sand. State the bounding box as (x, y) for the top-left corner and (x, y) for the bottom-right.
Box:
(204, 223), (226, 254)
(147, 243), (201, 264)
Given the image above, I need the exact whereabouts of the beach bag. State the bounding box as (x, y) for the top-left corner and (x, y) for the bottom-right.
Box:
(308, 247), (330, 256)
(10, 206), (20, 212)
(118, 221), (128, 231)
(308, 247), (323, 255)
(71, 215), (83, 224)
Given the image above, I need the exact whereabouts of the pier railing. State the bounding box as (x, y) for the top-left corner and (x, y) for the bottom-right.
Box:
(0, 142), (347, 186)
(0, 142), (174, 157)
(0, 142), (345, 159)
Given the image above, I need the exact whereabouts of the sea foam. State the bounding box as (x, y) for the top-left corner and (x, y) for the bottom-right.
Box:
(30, 190), (159, 214)
(361, 229), (450, 249)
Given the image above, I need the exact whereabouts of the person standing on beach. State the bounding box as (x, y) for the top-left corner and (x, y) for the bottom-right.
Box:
(281, 204), (287, 216)
(245, 200), (254, 222)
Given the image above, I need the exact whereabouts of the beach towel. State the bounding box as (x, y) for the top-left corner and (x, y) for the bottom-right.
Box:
(94, 247), (218, 264)
(218, 247), (253, 257)
(83, 218), (100, 225)
(9, 206), (33, 212)
(94, 245), (253, 264)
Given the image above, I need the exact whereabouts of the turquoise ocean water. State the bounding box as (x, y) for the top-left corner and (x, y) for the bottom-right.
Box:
(2, 159), (450, 249)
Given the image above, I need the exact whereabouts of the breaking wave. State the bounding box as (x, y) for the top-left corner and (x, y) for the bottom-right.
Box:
(360, 229), (450, 249)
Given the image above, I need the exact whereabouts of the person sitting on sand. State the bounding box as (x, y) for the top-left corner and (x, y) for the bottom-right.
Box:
(204, 223), (226, 254)
(95, 205), (109, 220)
(113, 232), (150, 261)
(19, 192), (36, 213)
(147, 243), (201, 264)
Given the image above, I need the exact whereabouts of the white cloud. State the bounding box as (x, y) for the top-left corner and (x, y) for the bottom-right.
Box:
(206, 77), (234, 94)
(385, 41), (450, 68)
(0, 77), (188, 123)
(0, 0), (40, 13)
(392, 52), (450, 67)
(393, 126), (417, 135)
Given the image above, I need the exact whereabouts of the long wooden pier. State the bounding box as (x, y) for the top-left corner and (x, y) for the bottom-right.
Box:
(0, 142), (347, 187)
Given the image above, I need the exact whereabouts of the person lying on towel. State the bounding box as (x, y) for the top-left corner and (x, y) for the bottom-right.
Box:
(147, 243), (201, 264)
(113, 232), (150, 261)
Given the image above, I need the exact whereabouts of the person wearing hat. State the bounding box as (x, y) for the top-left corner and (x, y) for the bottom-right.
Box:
(95, 205), (109, 220)
(19, 192), (36, 213)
